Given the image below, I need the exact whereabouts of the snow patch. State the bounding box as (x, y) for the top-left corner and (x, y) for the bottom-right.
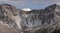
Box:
(22, 8), (31, 11)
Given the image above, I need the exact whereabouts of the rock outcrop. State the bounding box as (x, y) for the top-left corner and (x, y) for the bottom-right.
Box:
(0, 4), (60, 33)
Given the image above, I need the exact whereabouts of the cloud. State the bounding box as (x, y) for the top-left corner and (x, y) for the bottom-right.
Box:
(0, 0), (25, 4)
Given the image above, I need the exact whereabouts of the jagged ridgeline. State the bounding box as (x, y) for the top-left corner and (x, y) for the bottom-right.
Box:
(0, 4), (60, 33)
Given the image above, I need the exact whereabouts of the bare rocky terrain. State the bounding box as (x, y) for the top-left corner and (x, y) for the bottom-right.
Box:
(0, 4), (60, 33)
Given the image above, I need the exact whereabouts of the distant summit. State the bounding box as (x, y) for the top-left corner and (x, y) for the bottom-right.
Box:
(22, 8), (31, 11)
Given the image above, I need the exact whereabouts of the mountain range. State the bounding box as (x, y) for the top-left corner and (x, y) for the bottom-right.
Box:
(0, 4), (60, 33)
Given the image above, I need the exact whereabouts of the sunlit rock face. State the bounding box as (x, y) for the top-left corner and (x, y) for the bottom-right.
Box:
(0, 4), (60, 33)
(0, 4), (22, 33)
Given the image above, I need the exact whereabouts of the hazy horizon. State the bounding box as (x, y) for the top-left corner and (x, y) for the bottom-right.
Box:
(0, 0), (58, 9)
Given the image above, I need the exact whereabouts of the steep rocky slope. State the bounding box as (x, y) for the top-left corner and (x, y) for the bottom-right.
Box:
(0, 4), (60, 33)
(0, 4), (22, 33)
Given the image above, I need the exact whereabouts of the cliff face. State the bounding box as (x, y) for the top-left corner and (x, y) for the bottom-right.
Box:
(0, 4), (60, 33)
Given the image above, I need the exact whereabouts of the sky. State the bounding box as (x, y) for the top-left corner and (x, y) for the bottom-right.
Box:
(0, 0), (59, 9)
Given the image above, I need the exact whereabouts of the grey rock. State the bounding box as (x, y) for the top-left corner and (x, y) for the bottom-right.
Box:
(0, 4), (60, 33)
